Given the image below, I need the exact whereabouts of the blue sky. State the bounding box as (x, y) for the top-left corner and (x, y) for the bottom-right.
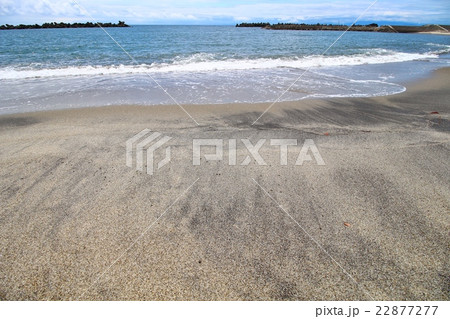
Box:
(0, 0), (449, 25)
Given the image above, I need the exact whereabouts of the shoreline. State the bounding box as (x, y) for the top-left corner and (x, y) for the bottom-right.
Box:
(237, 22), (450, 34)
(418, 31), (450, 35)
(1, 66), (447, 120)
(0, 67), (448, 300)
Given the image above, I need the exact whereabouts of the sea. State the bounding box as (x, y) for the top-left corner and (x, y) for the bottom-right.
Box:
(1, 25), (449, 115)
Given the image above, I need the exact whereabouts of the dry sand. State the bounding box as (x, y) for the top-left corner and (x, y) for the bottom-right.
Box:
(0, 68), (449, 300)
(418, 32), (449, 35)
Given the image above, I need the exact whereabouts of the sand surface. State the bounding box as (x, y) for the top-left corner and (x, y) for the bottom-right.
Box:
(0, 68), (449, 300)
(418, 32), (449, 35)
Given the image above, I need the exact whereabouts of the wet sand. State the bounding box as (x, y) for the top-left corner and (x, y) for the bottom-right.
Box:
(0, 68), (448, 300)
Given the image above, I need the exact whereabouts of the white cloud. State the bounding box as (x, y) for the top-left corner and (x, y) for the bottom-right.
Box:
(0, 0), (449, 24)
(1, 0), (78, 16)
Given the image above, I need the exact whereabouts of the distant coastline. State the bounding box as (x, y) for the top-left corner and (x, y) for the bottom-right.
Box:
(236, 22), (450, 34)
(0, 21), (129, 30)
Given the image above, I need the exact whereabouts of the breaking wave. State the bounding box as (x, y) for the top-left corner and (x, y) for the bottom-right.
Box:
(0, 49), (442, 80)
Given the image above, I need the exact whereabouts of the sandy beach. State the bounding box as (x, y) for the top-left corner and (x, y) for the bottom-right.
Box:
(0, 67), (448, 301)
(418, 32), (450, 35)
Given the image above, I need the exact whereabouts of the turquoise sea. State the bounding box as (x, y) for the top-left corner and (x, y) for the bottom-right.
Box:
(0, 25), (449, 114)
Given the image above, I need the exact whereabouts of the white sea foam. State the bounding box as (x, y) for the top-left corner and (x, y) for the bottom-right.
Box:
(423, 43), (450, 56)
(0, 49), (440, 80)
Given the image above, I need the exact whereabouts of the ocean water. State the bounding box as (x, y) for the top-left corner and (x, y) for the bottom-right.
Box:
(0, 25), (449, 114)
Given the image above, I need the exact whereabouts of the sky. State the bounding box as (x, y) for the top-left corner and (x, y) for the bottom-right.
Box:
(0, 0), (449, 26)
